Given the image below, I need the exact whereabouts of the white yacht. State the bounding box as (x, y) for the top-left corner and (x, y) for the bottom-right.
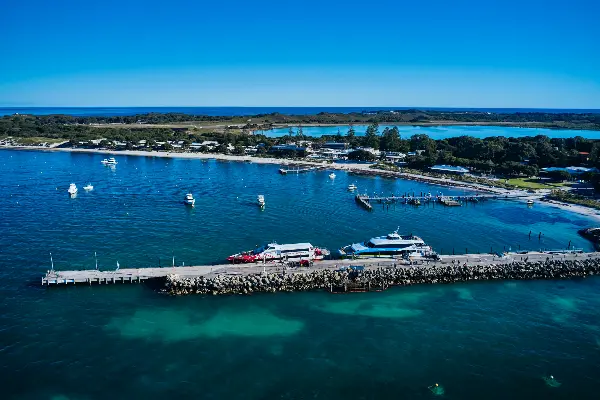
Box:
(228, 242), (330, 263)
(339, 229), (434, 259)
(329, 173), (336, 179)
(184, 193), (195, 206)
(67, 183), (78, 196)
(83, 183), (94, 191)
(257, 195), (265, 207)
(101, 157), (118, 166)
(348, 184), (357, 191)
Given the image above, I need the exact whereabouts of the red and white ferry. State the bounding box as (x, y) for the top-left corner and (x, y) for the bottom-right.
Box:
(227, 242), (330, 263)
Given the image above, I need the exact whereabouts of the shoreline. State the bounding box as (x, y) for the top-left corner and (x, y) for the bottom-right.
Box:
(4, 145), (600, 221)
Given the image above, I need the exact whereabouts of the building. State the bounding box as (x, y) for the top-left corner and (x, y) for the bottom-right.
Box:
(384, 152), (406, 163)
(269, 144), (308, 157)
(430, 165), (469, 175)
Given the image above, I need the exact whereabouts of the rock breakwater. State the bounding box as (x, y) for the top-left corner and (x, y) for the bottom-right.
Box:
(165, 258), (600, 296)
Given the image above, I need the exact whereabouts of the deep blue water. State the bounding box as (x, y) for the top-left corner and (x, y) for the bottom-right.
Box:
(1, 149), (600, 399)
(1, 106), (600, 117)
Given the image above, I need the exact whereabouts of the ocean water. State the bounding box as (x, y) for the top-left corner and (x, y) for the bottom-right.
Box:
(1, 149), (600, 399)
(262, 124), (600, 139)
(1, 106), (600, 117)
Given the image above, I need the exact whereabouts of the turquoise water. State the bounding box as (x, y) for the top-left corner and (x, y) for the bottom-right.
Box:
(2, 149), (600, 399)
(262, 124), (600, 139)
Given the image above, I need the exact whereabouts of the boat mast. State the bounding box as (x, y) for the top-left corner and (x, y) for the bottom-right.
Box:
(50, 252), (54, 271)
(95, 252), (98, 270)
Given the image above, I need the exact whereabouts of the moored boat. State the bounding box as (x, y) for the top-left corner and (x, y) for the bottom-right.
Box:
(526, 199), (534, 205)
(184, 193), (195, 206)
(227, 242), (330, 263)
(83, 183), (94, 191)
(257, 195), (265, 207)
(338, 229), (434, 259)
(101, 157), (118, 166)
(329, 173), (336, 179)
(67, 183), (78, 196)
(348, 184), (357, 191)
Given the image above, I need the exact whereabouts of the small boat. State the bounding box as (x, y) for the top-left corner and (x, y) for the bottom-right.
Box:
(329, 173), (336, 179)
(184, 193), (195, 206)
(257, 195), (265, 207)
(67, 183), (78, 196)
(83, 184), (94, 191)
(527, 199), (534, 206)
(101, 157), (118, 166)
(348, 184), (357, 191)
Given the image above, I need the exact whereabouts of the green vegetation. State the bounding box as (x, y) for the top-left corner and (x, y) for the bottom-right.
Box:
(506, 178), (569, 189)
(548, 190), (600, 211)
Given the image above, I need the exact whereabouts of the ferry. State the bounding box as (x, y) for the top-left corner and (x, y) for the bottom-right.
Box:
(101, 157), (118, 166)
(338, 229), (434, 259)
(67, 183), (78, 196)
(227, 242), (330, 263)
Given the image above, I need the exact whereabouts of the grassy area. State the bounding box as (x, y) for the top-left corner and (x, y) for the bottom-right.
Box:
(12, 137), (66, 145)
(506, 178), (569, 189)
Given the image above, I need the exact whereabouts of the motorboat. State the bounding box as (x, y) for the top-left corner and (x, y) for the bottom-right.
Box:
(227, 242), (330, 263)
(257, 195), (265, 207)
(67, 183), (78, 196)
(184, 193), (195, 206)
(348, 184), (357, 191)
(83, 183), (94, 191)
(339, 228), (434, 259)
(101, 157), (118, 166)
(526, 199), (534, 206)
(329, 173), (336, 179)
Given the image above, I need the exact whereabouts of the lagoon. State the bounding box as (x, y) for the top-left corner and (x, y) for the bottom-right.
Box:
(261, 124), (600, 139)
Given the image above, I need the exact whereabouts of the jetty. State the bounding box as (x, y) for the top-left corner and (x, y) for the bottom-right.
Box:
(279, 166), (322, 174)
(354, 192), (533, 210)
(42, 251), (599, 287)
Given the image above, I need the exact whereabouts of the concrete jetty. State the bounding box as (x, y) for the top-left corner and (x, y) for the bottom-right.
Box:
(42, 251), (599, 286)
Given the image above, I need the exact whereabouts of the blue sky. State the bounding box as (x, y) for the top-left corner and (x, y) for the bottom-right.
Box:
(1, 0), (599, 108)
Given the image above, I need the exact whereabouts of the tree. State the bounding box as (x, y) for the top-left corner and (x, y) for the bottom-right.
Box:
(364, 122), (380, 149)
(347, 149), (376, 162)
(546, 169), (572, 182)
(380, 126), (401, 152)
(163, 142), (173, 151)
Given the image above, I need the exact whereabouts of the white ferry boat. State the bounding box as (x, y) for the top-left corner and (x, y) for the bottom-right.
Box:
(101, 157), (118, 166)
(338, 229), (434, 259)
(257, 195), (265, 207)
(227, 242), (330, 263)
(67, 183), (78, 196)
(184, 193), (195, 206)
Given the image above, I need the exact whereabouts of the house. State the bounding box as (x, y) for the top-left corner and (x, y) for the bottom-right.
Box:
(384, 152), (406, 163)
(322, 142), (348, 150)
(430, 165), (469, 175)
